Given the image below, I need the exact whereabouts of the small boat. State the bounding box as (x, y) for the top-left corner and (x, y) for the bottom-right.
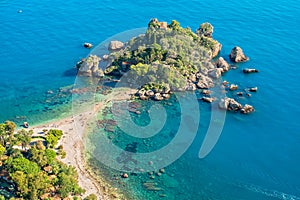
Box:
(23, 122), (29, 128)
(83, 42), (93, 48)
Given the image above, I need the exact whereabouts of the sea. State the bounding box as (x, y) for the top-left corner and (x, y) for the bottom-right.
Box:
(1, 0), (300, 199)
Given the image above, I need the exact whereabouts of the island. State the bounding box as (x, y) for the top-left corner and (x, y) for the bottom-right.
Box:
(0, 18), (258, 200)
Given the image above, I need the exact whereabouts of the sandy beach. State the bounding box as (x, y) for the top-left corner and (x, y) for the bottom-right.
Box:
(30, 88), (137, 199)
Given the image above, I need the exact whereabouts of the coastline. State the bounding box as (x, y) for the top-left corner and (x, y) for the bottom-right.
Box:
(30, 87), (137, 199)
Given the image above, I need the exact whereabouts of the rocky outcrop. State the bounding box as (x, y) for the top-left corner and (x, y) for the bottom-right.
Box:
(211, 42), (222, 58)
(185, 82), (197, 91)
(196, 74), (214, 89)
(108, 40), (124, 51)
(241, 104), (254, 114)
(208, 68), (223, 79)
(243, 68), (258, 73)
(219, 97), (242, 111)
(216, 57), (230, 72)
(77, 55), (104, 77)
(137, 86), (170, 101)
(229, 46), (249, 63)
(197, 22), (214, 38)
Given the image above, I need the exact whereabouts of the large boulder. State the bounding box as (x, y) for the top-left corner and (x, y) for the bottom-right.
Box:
(108, 40), (124, 51)
(77, 55), (101, 76)
(229, 46), (249, 63)
(216, 57), (230, 72)
(219, 97), (242, 111)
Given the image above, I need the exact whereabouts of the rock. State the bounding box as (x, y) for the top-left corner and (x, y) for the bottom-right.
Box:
(208, 68), (223, 79)
(77, 55), (101, 76)
(231, 65), (238, 70)
(212, 42), (222, 58)
(159, 168), (165, 173)
(249, 87), (258, 92)
(139, 95), (149, 100)
(216, 57), (230, 72)
(94, 69), (104, 77)
(229, 46), (249, 63)
(140, 95), (148, 100)
(122, 173), (129, 178)
(102, 54), (109, 60)
(145, 90), (155, 97)
(108, 40), (124, 51)
(154, 93), (164, 101)
(219, 97), (242, 111)
(229, 84), (238, 91)
(241, 104), (254, 114)
(202, 89), (211, 95)
(223, 81), (229, 86)
(162, 93), (170, 99)
(237, 92), (243, 96)
(185, 82), (197, 91)
(201, 97), (216, 103)
(83, 42), (93, 48)
(197, 22), (214, 38)
(162, 84), (171, 94)
(243, 68), (259, 73)
(189, 74), (197, 82)
(197, 74), (214, 89)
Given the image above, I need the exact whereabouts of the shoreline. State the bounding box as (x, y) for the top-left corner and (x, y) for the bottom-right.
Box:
(30, 88), (137, 199)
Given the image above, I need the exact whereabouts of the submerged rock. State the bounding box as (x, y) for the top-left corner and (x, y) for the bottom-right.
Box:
(201, 97), (216, 103)
(229, 46), (249, 63)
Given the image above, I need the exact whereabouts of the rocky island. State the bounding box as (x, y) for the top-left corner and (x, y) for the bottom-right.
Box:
(77, 18), (256, 114)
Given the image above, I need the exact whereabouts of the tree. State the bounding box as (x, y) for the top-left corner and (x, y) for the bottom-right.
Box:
(44, 149), (56, 164)
(11, 171), (29, 197)
(4, 121), (16, 136)
(10, 157), (40, 175)
(16, 129), (33, 150)
(46, 129), (63, 148)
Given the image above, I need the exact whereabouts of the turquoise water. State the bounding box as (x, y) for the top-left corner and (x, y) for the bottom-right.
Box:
(1, 0), (300, 199)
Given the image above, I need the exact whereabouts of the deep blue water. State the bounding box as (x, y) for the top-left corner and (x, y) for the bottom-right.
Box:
(1, 0), (300, 199)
